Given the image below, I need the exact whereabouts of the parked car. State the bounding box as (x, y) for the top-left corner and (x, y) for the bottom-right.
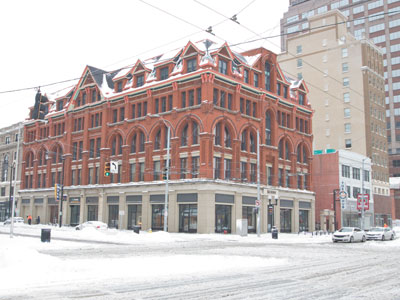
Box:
(332, 227), (366, 243)
(3, 217), (24, 225)
(75, 221), (108, 230)
(366, 227), (395, 241)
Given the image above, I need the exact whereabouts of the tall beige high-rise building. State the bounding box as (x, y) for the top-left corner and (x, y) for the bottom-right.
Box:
(278, 10), (391, 224)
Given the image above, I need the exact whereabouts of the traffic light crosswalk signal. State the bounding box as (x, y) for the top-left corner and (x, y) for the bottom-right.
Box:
(104, 162), (111, 177)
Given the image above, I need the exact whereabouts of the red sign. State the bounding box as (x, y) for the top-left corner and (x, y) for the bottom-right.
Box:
(357, 194), (369, 210)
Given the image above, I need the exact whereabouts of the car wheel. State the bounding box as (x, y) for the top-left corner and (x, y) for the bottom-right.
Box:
(350, 236), (354, 243)
(362, 235), (366, 242)
(382, 235), (385, 241)
(390, 234), (394, 240)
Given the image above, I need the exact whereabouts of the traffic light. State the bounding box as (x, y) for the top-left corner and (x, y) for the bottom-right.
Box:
(104, 162), (111, 176)
(162, 168), (168, 180)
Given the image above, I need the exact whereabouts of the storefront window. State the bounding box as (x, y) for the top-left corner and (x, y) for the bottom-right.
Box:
(87, 205), (98, 221)
(280, 208), (292, 233)
(128, 205), (142, 229)
(152, 204), (164, 231)
(70, 205), (80, 226)
(108, 205), (119, 228)
(242, 206), (256, 233)
(215, 205), (231, 233)
(179, 204), (197, 233)
(299, 210), (309, 232)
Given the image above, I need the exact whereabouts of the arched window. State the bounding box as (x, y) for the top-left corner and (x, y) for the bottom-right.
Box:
(139, 132), (145, 152)
(131, 133), (137, 153)
(214, 123), (221, 146)
(297, 145), (302, 163)
(224, 127), (231, 148)
(181, 124), (188, 146)
(285, 141), (290, 160)
(265, 61), (271, 91)
(111, 135), (123, 155)
(38, 150), (43, 166)
(154, 129), (161, 150)
(279, 139), (284, 159)
(303, 146), (308, 164)
(192, 122), (199, 145)
(265, 111), (272, 145)
(51, 146), (63, 164)
(250, 132), (256, 153)
(241, 130), (247, 151)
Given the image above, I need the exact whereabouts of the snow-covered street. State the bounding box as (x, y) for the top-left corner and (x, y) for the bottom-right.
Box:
(1, 224), (399, 299)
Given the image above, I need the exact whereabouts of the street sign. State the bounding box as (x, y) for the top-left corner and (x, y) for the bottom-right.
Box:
(339, 190), (347, 210)
(110, 161), (118, 174)
(357, 194), (369, 210)
(55, 184), (62, 201)
(255, 200), (261, 207)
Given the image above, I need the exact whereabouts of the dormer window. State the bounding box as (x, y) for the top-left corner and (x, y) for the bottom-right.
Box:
(299, 92), (305, 105)
(187, 58), (197, 73)
(265, 61), (271, 91)
(244, 69), (249, 84)
(82, 92), (86, 105)
(57, 100), (63, 111)
(160, 67), (169, 80)
(91, 90), (97, 103)
(254, 73), (259, 88)
(219, 59), (227, 75)
(117, 81), (123, 92)
(136, 75), (144, 87)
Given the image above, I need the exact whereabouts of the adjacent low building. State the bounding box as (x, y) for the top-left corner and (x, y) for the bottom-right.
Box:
(0, 122), (23, 221)
(313, 150), (374, 230)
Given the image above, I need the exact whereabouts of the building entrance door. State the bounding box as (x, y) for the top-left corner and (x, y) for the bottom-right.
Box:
(108, 205), (119, 228)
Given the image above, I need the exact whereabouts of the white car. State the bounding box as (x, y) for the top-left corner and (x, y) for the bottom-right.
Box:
(3, 217), (24, 225)
(332, 227), (366, 243)
(75, 221), (108, 230)
(366, 227), (395, 241)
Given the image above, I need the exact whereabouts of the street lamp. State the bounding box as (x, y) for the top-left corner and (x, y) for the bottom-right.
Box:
(163, 124), (171, 232)
(10, 123), (22, 238)
(332, 189), (340, 231)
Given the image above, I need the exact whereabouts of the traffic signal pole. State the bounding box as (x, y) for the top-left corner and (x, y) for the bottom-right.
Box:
(164, 126), (170, 232)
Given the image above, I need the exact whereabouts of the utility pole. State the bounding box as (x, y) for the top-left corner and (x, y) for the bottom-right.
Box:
(10, 123), (21, 238)
(163, 125), (170, 232)
(256, 130), (261, 237)
(59, 157), (65, 228)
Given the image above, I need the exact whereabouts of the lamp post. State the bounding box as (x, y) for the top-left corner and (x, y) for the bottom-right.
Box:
(360, 157), (368, 230)
(163, 125), (170, 232)
(333, 189), (340, 231)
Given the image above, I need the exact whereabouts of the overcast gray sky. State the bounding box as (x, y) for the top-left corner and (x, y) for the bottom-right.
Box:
(0, 0), (289, 128)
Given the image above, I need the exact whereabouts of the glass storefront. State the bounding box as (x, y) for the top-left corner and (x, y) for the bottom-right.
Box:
(280, 208), (292, 233)
(152, 204), (164, 231)
(49, 205), (58, 224)
(299, 209), (309, 232)
(179, 204), (197, 233)
(108, 205), (119, 228)
(215, 205), (231, 233)
(128, 205), (142, 229)
(242, 206), (256, 233)
(70, 205), (80, 226)
(87, 205), (98, 221)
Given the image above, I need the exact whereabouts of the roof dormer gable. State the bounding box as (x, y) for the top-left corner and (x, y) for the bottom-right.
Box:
(215, 43), (234, 60)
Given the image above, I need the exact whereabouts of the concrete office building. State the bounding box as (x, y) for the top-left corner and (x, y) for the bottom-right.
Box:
(279, 9), (392, 226)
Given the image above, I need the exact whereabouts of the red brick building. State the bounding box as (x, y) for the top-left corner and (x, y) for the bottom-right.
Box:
(19, 39), (315, 233)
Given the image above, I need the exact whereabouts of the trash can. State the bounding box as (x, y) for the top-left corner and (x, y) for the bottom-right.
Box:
(133, 226), (140, 234)
(272, 227), (278, 239)
(41, 228), (51, 242)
